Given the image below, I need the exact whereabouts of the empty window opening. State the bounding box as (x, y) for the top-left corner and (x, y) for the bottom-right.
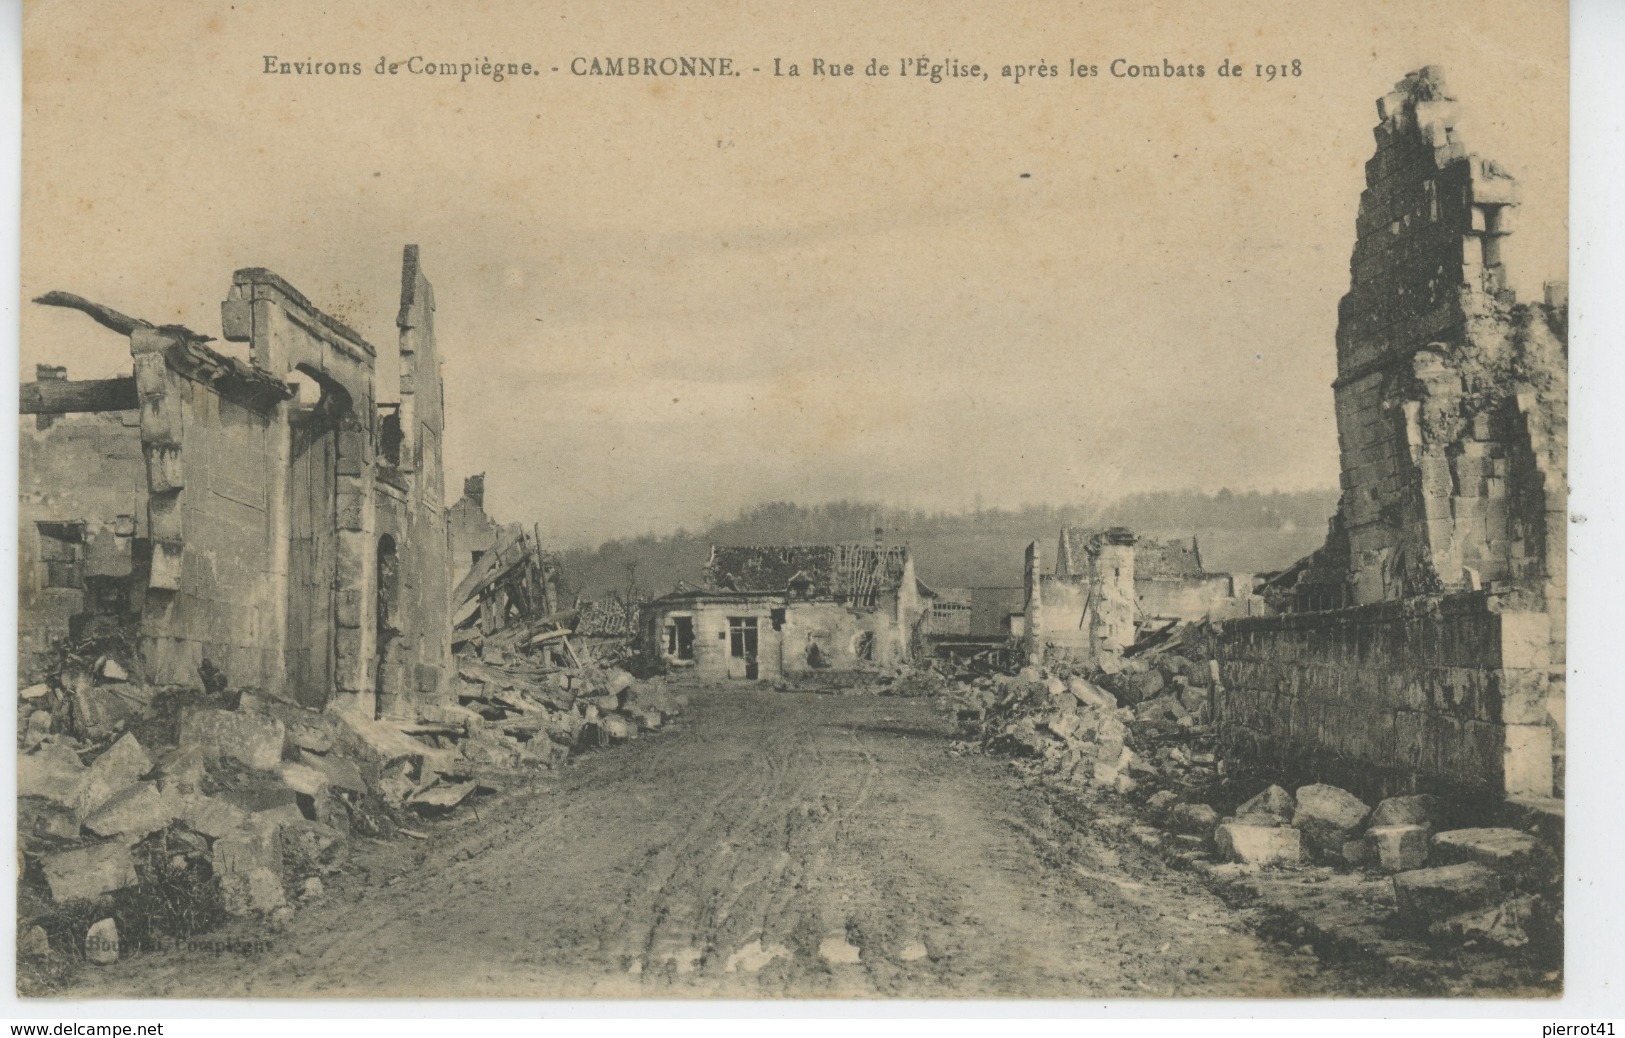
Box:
(728, 616), (758, 659)
(666, 616), (695, 660)
(37, 521), (85, 589)
(769, 608), (786, 631)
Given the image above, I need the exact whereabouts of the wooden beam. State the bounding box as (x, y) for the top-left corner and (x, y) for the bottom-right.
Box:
(21, 377), (139, 415)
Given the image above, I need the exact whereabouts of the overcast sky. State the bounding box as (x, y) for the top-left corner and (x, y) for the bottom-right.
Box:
(20, 0), (1566, 548)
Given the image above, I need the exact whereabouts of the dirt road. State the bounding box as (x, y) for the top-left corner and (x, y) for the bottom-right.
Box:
(61, 684), (1362, 999)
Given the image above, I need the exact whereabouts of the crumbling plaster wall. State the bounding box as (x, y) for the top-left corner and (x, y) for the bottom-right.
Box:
(373, 246), (452, 718)
(1026, 531), (1136, 664)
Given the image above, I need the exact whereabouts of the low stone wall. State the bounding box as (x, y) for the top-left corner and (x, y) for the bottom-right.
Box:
(1207, 592), (1558, 802)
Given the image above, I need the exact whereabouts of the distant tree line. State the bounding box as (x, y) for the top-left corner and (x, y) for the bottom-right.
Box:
(557, 488), (1340, 602)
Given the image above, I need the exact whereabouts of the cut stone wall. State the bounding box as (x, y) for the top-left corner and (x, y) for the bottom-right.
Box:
(1208, 592), (1559, 801)
(24, 246), (453, 721)
(1223, 68), (1567, 804)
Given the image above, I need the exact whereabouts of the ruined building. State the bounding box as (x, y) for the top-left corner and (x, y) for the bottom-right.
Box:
(1209, 69), (1567, 802)
(642, 545), (931, 680)
(1056, 527), (1264, 623)
(1023, 529), (1137, 665)
(447, 472), (502, 590)
(20, 247), (452, 722)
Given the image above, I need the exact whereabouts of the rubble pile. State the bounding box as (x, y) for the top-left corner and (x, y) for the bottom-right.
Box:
(454, 657), (688, 768)
(948, 620), (1558, 964)
(954, 626), (1219, 798)
(19, 551), (687, 973)
(1139, 778), (1561, 953)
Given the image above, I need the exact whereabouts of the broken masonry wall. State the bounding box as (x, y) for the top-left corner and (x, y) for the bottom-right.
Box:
(1136, 572), (1263, 622)
(17, 405), (147, 671)
(646, 591), (919, 681)
(1087, 530), (1136, 658)
(447, 473), (501, 590)
(372, 246), (452, 719)
(1207, 592), (1558, 802)
(1034, 577), (1090, 655)
(1211, 69), (1568, 805)
(1330, 66), (1566, 609)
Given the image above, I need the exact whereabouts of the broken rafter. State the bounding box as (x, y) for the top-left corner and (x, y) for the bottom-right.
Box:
(34, 290), (214, 343)
(21, 376), (139, 415)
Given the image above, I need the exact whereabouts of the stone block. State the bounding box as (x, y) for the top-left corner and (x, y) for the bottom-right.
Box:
(1216, 822), (1302, 866)
(222, 785), (307, 831)
(180, 793), (249, 839)
(1368, 824), (1431, 872)
(81, 782), (182, 839)
(85, 918), (121, 965)
(1392, 863), (1502, 925)
(76, 734), (154, 817)
(330, 708), (457, 779)
(1431, 827), (1547, 879)
(1368, 794), (1439, 830)
(24, 710), (53, 749)
(1166, 803), (1220, 837)
(1236, 784), (1295, 826)
(155, 745), (208, 794)
(276, 762), (330, 798)
(1293, 783), (1371, 857)
(19, 743), (88, 808)
(42, 841), (139, 903)
(1502, 724), (1554, 796)
(220, 867), (287, 915)
(1067, 677), (1116, 710)
(212, 825), (284, 876)
(300, 749), (367, 793)
(180, 708), (287, 771)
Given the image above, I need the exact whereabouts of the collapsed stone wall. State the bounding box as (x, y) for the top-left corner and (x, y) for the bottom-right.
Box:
(1213, 68), (1565, 803)
(1330, 66), (1566, 612)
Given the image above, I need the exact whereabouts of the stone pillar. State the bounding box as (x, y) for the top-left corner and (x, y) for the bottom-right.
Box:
(1023, 541), (1042, 666)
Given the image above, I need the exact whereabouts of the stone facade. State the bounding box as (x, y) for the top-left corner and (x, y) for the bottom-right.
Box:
(1206, 593), (1555, 802)
(1211, 69), (1566, 802)
(21, 247), (452, 721)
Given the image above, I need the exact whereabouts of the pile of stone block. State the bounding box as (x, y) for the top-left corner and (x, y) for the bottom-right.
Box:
(1177, 779), (1558, 949)
(454, 658), (687, 768)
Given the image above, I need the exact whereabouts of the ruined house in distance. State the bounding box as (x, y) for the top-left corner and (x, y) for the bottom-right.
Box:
(1020, 529), (1138, 667)
(1055, 526), (1265, 624)
(447, 472), (501, 591)
(1209, 68), (1567, 804)
(641, 545), (932, 680)
(20, 246), (452, 723)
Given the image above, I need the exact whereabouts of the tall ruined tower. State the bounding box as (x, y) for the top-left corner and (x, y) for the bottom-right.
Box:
(1331, 67), (1566, 615)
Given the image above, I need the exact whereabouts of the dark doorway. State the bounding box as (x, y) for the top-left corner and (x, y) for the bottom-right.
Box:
(728, 616), (759, 680)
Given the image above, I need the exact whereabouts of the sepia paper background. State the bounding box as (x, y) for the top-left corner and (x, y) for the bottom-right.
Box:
(14, 0), (1584, 1008)
(21, 0), (1566, 546)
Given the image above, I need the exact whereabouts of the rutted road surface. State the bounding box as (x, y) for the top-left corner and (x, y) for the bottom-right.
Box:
(68, 684), (1356, 998)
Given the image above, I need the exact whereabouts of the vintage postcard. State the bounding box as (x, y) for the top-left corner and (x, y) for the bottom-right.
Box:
(15, 0), (1567, 1000)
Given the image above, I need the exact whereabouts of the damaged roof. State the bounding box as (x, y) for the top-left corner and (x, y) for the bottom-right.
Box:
(706, 544), (912, 599)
